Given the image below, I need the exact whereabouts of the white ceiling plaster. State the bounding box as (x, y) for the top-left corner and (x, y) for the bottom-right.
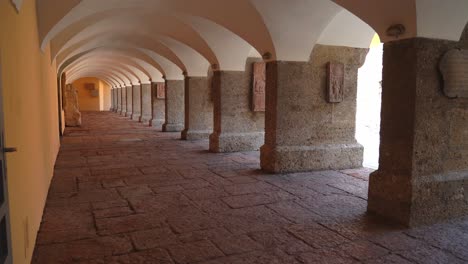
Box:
(318, 10), (376, 48)
(11, 0), (23, 12)
(180, 15), (255, 71)
(157, 36), (210, 77)
(416, 0), (468, 41)
(251, 0), (342, 61)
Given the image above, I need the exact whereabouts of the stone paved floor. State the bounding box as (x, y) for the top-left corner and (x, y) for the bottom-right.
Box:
(32, 112), (468, 264)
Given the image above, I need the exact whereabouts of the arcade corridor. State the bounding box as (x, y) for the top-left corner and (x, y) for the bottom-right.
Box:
(32, 112), (468, 264)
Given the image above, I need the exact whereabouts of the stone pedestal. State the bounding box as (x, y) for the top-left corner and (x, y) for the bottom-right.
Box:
(140, 83), (152, 124)
(181, 77), (213, 140)
(368, 37), (468, 226)
(150, 82), (165, 128)
(126, 85), (133, 117)
(209, 60), (265, 152)
(120, 86), (127, 116)
(116, 88), (122, 113)
(131, 85), (141, 121)
(260, 45), (367, 173)
(163, 80), (185, 132)
(64, 84), (81, 126)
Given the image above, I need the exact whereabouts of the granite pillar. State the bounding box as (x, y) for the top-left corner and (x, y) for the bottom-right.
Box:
(110, 89), (115, 111)
(116, 88), (122, 113)
(140, 83), (152, 124)
(114, 89), (119, 112)
(163, 80), (185, 132)
(368, 36), (468, 226)
(181, 76), (213, 140)
(126, 85), (133, 117)
(209, 59), (265, 153)
(150, 82), (165, 128)
(260, 45), (367, 173)
(120, 86), (127, 115)
(131, 84), (142, 121)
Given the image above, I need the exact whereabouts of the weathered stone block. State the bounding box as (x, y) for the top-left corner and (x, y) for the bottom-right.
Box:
(140, 83), (152, 124)
(163, 80), (184, 132)
(260, 45), (367, 173)
(368, 37), (468, 226)
(181, 76), (213, 140)
(209, 58), (265, 153)
(64, 84), (81, 127)
(131, 85), (141, 121)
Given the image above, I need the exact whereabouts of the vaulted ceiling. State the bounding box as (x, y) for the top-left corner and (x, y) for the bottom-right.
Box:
(36, 0), (468, 87)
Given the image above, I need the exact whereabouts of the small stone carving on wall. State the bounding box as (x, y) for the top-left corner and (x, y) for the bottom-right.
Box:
(156, 83), (166, 99)
(327, 62), (345, 103)
(439, 49), (468, 98)
(252, 62), (266, 112)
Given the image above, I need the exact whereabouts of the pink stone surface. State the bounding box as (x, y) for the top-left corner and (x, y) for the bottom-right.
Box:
(252, 62), (266, 112)
(32, 112), (468, 264)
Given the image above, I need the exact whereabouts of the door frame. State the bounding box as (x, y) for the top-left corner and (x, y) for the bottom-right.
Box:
(0, 54), (13, 264)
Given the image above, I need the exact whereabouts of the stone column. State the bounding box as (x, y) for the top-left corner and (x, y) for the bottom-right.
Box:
(209, 59), (265, 153)
(126, 85), (133, 117)
(181, 76), (213, 140)
(150, 82), (165, 128)
(162, 80), (185, 132)
(114, 89), (119, 112)
(120, 86), (127, 115)
(131, 84), (142, 121)
(260, 45), (367, 173)
(368, 36), (468, 226)
(140, 83), (152, 124)
(110, 89), (115, 111)
(116, 87), (122, 113)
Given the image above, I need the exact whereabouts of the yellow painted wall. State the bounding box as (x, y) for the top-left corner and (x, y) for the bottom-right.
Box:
(73, 77), (101, 111)
(101, 81), (111, 111)
(0, 0), (60, 263)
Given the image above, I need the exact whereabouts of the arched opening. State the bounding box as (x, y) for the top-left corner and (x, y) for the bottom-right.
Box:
(356, 34), (383, 169)
(72, 77), (112, 112)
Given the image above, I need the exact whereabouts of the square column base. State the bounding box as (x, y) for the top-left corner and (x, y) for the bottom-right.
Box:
(209, 132), (264, 153)
(131, 114), (141, 121)
(260, 143), (363, 173)
(181, 130), (211, 140)
(163, 123), (184, 132)
(368, 169), (468, 226)
(151, 119), (164, 128)
(140, 115), (152, 124)
(125, 111), (132, 117)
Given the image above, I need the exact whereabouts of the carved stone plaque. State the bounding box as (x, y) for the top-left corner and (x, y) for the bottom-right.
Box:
(327, 62), (344, 103)
(439, 49), (468, 98)
(156, 83), (166, 99)
(252, 62), (266, 112)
